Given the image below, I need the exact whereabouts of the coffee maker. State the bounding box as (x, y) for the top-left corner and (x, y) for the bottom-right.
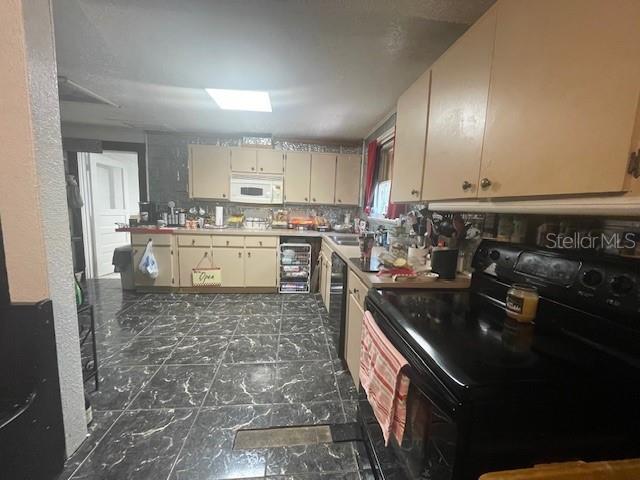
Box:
(138, 202), (157, 225)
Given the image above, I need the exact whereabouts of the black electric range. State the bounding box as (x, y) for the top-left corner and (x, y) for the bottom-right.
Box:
(360, 240), (640, 480)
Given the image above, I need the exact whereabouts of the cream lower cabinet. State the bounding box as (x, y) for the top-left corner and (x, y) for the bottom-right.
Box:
(211, 247), (245, 287)
(345, 291), (364, 386)
(245, 248), (277, 287)
(178, 247), (212, 287)
(132, 244), (175, 287)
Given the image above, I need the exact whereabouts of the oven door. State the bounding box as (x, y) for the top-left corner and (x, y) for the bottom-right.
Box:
(360, 300), (460, 480)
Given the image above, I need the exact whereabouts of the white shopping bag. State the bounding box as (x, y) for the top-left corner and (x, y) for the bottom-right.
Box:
(138, 240), (159, 279)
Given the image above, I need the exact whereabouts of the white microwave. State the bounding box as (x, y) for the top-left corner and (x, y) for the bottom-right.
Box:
(230, 174), (284, 204)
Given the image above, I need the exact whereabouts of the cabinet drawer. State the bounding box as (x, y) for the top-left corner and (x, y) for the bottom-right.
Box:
(177, 235), (212, 247)
(212, 236), (244, 247)
(244, 236), (278, 248)
(131, 233), (172, 246)
(348, 268), (368, 309)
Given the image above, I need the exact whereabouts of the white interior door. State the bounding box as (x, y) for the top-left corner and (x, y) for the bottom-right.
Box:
(88, 152), (139, 277)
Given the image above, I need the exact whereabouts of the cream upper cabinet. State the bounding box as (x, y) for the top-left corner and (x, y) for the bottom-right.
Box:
(284, 152), (311, 203)
(189, 145), (230, 200)
(310, 153), (337, 204)
(211, 247), (245, 287)
(479, 0), (640, 198)
(390, 70), (431, 203)
(335, 154), (361, 205)
(245, 248), (277, 287)
(422, 7), (496, 201)
(257, 150), (284, 174)
(230, 147), (258, 173)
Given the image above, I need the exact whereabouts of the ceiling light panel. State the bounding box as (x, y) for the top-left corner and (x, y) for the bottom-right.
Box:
(205, 88), (272, 112)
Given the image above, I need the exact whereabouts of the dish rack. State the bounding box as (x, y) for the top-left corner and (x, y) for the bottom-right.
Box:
(279, 243), (311, 293)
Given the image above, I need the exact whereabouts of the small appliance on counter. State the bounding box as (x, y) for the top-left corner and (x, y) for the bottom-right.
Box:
(138, 201), (157, 225)
(271, 210), (289, 229)
(288, 216), (314, 230)
(314, 215), (331, 232)
(430, 246), (459, 279)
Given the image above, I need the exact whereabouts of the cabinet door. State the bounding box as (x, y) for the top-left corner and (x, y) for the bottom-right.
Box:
(345, 293), (364, 386)
(245, 248), (277, 287)
(189, 145), (230, 199)
(284, 152), (311, 203)
(390, 70), (431, 203)
(257, 150), (284, 174)
(132, 245), (174, 287)
(230, 148), (258, 173)
(479, 0), (640, 198)
(178, 247), (212, 287)
(211, 248), (245, 287)
(422, 7), (496, 201)
(335, 154), (361, 205)
(310, 153), (337, 204)
(322, 256), (332, 311)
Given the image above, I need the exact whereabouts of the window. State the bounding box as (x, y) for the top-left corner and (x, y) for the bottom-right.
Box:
(370, 141), (394, 218)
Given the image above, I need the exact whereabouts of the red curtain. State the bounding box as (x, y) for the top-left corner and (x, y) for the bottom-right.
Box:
(363, 140), (378, 215)
(386, 133), (407, 219)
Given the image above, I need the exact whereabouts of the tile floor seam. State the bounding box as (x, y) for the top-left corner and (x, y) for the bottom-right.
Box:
(70, 300), (200, 480)
(165, 320), (237, 480)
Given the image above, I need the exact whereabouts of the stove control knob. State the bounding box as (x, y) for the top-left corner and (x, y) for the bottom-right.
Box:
(610, 275), (635, 296)
(489, 250), (500, 261)
(581, 269), (603, 288)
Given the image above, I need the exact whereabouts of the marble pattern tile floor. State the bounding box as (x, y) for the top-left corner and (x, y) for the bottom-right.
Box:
(57, 279), (369, 480)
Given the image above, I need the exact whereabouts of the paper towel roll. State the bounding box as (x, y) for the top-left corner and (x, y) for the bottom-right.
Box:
(215, 206), (224, 226)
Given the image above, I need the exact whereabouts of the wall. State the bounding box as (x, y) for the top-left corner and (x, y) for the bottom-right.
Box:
(61, 122), (146, 143)
(146, 131), (361, 224)
(0, 0), (87, 457)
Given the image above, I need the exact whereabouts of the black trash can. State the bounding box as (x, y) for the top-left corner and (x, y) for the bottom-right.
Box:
(112, 245), (135, 290)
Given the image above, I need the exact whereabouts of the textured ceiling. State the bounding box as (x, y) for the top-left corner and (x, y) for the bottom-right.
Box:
(53, 0), (494, 139)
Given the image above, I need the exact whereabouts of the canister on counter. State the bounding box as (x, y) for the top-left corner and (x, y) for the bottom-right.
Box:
(506, 284), (539, 323)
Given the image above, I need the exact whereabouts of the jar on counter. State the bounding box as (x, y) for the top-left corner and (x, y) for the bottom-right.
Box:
(506, 284), (539, 323)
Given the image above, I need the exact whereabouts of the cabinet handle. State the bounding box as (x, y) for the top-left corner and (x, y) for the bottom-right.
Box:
(238, 252), (242, 258)
(312, 197), (316, 202)
(304, 197), (308, 201)
(259, 241), (263, 246)
(480, 178), (492, 189)
(222, 193), (226, 198)
(226, 240), (230, 246)
(248, 252), (251, 258)
(260, 167), (264, 171)
(191, 239), (195, 245)
(462, 181), (472, 191)
(251, 167), (255, 171)
(204, 251), (208, 257)
(337, 199), (342, 203)
(411, 189), (419, 196)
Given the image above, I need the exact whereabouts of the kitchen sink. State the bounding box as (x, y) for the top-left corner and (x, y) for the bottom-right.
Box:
(327, 236), (360, 246)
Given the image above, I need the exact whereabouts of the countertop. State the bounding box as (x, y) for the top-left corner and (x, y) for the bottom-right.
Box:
(117, 226), (470, 290)
(322, 237), (471, 290)
(116, 226), (356, 237)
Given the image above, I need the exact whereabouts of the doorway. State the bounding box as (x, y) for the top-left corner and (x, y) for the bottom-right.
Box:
(78, 150), (140, 278)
